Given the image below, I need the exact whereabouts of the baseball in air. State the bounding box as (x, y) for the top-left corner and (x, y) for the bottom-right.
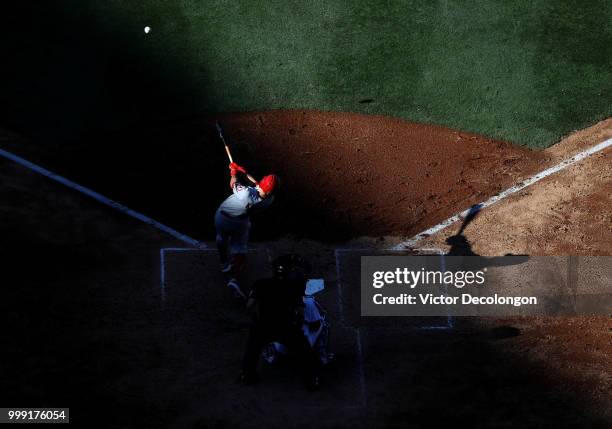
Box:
(144, 26), (151, 34)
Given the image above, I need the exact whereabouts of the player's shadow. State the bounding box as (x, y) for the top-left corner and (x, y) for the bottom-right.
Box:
(445, 204), (530, 272)
(446, 204), (482, 256)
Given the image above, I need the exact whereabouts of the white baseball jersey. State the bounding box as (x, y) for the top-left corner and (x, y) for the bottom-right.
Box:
(218, 182), (273, 217)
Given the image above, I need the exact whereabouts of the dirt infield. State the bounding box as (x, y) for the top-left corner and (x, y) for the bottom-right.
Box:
(213, 110), (548, 240)
(2, 114), (611, 427)
(2, 111), (609, 249)
(418, 118), (612, 255)
(0, 110), (548, 242)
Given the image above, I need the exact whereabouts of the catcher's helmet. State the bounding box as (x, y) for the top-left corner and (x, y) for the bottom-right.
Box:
(272, 254), (309, 280)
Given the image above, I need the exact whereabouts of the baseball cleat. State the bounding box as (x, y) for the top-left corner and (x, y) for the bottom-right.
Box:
(220, 262), (233, 273)
(227, 278), (246, 300)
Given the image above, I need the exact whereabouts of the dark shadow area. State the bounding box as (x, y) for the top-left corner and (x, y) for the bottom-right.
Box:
(0, 4), (550, 244)
(0, 4), (272, 240)
(489, 325), (522, 340)
(0, 3), (355, 242)
(375, 329), (610, 428)
(2, 160), (610, 428)
(446, 204), (482, 256)
(0, 2), (224, 238)
(0, 2), (201, 137)
(0, 160), (171, 426)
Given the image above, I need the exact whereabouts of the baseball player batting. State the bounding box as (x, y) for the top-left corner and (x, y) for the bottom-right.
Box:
(214, 124), (279, 299)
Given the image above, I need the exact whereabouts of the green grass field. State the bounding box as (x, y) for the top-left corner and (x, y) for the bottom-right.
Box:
(3, 1), (612, 148)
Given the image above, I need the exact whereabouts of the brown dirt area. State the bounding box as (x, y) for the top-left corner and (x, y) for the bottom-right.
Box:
(418, 117), (612, 255)
(1, 113), (611, 427)
(213, 110), (550, 240)
(2, 111), (609, 248)
(1, 110), (550, 241)
(415, 118), (612, 426)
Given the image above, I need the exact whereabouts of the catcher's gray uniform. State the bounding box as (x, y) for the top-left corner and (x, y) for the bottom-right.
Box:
(215, 182), (274, 254)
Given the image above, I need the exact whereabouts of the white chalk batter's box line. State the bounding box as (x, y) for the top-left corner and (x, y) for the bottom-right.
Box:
(161, 246), (452, 409)
(160, 246), (452, 329)
(334, 247), (451, 408)
(160, 246), (368, 408)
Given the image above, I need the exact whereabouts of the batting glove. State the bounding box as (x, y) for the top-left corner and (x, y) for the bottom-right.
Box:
(229, 162), (246, 176)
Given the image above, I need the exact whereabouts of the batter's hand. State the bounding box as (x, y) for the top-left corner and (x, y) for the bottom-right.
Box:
(229, 162), (246, 175)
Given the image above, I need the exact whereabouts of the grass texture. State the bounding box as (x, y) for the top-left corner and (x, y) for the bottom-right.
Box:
(2, 1), (612, 148)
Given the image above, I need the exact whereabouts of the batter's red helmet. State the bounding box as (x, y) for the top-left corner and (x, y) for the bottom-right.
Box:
(258, 174), (279, 194)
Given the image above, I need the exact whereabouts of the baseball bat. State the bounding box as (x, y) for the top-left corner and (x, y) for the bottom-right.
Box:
(215, 121), (234, 163)
(215, 121), (258, 184)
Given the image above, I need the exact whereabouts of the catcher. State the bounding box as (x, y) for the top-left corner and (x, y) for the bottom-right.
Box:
(215, 161), (278, 299)
(241, 254), (321, 389)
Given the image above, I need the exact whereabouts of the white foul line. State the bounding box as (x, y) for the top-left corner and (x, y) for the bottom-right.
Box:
(0, 147), (204, 249)
(395, 137), (612, 249)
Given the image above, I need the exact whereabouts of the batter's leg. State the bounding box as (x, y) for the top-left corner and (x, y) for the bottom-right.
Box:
(227, 219), (250, 283)
(214, 210), (230, 266)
